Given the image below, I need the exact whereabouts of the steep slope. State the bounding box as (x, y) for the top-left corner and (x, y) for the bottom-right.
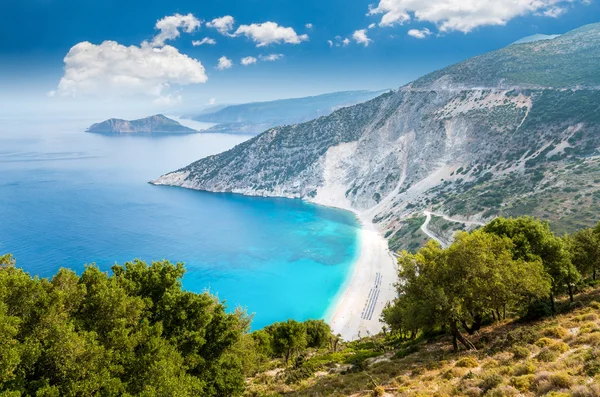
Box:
(87, 114), (197, 134)
(189, 90), (389, 135)
(153, 23), (600, 251)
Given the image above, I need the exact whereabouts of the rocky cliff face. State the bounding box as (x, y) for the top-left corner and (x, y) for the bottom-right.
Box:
(153, 23), (600, 251)
(88, 114), (196, 134)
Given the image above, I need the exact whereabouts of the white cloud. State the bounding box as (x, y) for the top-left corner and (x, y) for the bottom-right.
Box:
(407, 28), (432, 38)
(241, 56), (258, 65)
(305, 23), (313, 29)
(234, 22), (309, 47)
(206, 16), (235, 35)
(216, 56), (233, 70)
(57, 41), (207, 97)
(192, 37), (216, 46)
(153, 93), (182, 106)
(327, 40), (334, 47)
(47, 90), (56, 97)
(542, 6), (567, 17)
(208, 97), (216, 105)
(260, 53), (284, 61)
(151, 13), (201, 47)
(353, 29), (372, 46)
(342, 38), (351, 46)
(368, 0), (578, 33)
(368, 23), (377, 29)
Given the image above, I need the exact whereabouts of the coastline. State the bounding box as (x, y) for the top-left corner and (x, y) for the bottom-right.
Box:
(152, 174), (398, 341)
(325, 210), (398, 341)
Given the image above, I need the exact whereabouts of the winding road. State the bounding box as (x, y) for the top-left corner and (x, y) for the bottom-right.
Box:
(420, 210), (486, 247)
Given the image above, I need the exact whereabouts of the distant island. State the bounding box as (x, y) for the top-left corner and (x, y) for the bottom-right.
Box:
(87, 114), (197, 134)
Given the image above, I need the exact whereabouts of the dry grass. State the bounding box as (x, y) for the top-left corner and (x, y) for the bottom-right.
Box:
(245, 288), (600, 397)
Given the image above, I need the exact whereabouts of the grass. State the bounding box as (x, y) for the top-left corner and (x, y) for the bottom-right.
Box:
(244, 287), (600, 396)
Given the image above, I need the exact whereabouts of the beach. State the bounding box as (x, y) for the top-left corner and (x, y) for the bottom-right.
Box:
(327, 212), (398, 341)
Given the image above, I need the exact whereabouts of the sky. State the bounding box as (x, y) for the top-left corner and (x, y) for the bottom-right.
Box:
(1, 0), (599, 117)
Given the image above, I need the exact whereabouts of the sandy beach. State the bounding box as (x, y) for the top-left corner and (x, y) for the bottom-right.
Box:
(327, 212), (398, 341)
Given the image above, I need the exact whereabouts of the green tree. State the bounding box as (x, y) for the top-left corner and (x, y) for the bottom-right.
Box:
(305, 319), (332, 349)
(267, 320), (307, 363)
(0, 254), (15, 268)
(387, 230), (550, 351)
(0, 259), (248, 396)
(484, 216), (580, 308)
(566, 227), (600, 281)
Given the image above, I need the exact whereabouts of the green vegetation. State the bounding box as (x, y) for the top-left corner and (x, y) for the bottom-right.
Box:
(0, 257), (339, 396)
(388, 216), (428, 253)
(246, 217), (600, 396)
(4, 216), (600, 396)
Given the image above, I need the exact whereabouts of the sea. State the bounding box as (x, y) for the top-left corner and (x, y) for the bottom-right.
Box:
(0, 116), (360, 329)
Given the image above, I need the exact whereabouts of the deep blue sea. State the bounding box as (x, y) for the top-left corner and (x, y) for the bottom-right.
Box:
(0, 116), (360, 329)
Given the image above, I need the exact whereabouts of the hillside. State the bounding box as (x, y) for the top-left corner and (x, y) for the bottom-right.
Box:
(87, 114), (197, 134)
(189, 90), (389, 135)
(246, 287), (600, 397)
(153, 23), (600, 252)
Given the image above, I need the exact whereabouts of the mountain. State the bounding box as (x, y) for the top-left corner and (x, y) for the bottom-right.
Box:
(511, 33), (561, 45)
(87, 114), (197, 134)
(188, 90), (389, 135)
(153, 23), (600, 251)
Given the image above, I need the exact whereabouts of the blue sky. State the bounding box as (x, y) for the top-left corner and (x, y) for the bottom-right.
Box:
(1, 0), (599, 115)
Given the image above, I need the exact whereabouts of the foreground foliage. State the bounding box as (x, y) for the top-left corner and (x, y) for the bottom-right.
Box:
(246, 286), (600, 396)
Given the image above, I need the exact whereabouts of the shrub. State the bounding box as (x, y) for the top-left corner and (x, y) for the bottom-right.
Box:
(455, 356), (479, 368)
(579, 321), (600, 334)
(512, 345), (530, 360)
(571, 384), (600, 397)
(543, 326), (569, 339)
(464, 387), (482, 397)
(583, 349), (600, 376)
(535, 337), (554, 348)
(536, 348), (559, 362)
(486, 385), (519, 397)
(549, 372), (572, 389)
(579, 333), (600, 346)
(481, 359), (499, 369)
(371, 386), (385, 396)
(548, 341), (570, 353)
(479, 372), (503, 393)
(513, 361), (536, 376)
(510, 374), (534, 392)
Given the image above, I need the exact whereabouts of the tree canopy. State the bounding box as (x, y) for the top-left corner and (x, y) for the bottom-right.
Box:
(0, 259), (249, 396)
(384, 226), (551, 350)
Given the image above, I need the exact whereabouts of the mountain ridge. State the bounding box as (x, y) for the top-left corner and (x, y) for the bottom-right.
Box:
(188, 90), (389, 135)
(153, 22), (600, 251)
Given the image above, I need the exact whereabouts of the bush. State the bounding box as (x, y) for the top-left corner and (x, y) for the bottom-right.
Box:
(548, 341), (570, 353)
(510, 374), (534, 392)
(536, 348), (560, 362)
(579, 333), (600, 346)
(583, 349), (600, 376)
(487, 385), (519, 397)
(535, 337), (554, 348)
(549, 372), (572, 389)
(513, 361), (536, 376)
(455, 356), (479, 368)
(522, 299), (553, 321)
(543, 326), (569, 339)
(512, 346), (530, 360)
(371, 386), (385, 396)
(479, 372), (504, 393)
(579, 321), (600, 334)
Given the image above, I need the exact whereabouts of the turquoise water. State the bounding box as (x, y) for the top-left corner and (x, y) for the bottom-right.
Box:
(0, 117), (360, 329)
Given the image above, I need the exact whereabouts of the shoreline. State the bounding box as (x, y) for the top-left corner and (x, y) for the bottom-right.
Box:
(325, 210), (398, 341)
(151, 178), (398, 341)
